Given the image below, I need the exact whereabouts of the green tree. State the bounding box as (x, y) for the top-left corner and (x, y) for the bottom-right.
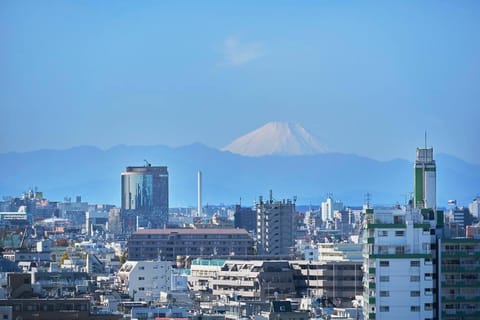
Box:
(119, 251), (127, 265)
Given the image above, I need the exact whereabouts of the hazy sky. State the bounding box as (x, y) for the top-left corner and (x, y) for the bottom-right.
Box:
(1, 1), (479, 163)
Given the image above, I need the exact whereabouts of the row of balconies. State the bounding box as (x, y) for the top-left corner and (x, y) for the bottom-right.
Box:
(213, 288), (261, 298)
(305, 279), (360, 287)
(211, 279), (256, 287)
(442, 295), (480, 302)
(442, 280), (480, 288)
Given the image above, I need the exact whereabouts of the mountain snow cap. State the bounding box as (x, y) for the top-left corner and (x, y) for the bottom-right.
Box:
(222, 122), (327, 156)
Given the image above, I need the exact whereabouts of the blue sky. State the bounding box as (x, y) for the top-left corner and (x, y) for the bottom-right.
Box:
(1, 1), (479, 163)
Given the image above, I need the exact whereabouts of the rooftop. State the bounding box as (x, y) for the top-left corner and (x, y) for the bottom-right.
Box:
(132, 228), (250, 235)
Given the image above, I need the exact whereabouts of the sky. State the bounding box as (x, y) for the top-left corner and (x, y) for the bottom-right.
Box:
(1, 0), (479, 164)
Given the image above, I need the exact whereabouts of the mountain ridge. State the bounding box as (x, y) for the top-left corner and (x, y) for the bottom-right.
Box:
(1, 143), (478, 207)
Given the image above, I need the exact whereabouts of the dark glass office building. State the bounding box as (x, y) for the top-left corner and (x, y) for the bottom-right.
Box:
(121, 165), (168, 232)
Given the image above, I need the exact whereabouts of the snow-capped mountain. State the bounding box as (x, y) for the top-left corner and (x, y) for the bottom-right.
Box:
(222, 122), (327, 156)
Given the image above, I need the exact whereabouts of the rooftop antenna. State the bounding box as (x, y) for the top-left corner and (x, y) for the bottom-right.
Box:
(424, 131), (427, 149)
(364, 192), (371, 209)
(144, 159), (151, 167)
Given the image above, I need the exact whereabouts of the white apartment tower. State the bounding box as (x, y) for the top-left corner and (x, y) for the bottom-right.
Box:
(469, 197), (480, 218)
(362, 207), (436, 320)
(321, 196), (343, 221)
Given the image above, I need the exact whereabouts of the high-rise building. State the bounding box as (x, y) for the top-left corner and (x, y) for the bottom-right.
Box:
(414, 147), (436, 209)
(321, 196), (343, 222)
(234, 205), (256, 233)
(256, 192), (295, 256)
(469, 197), (480, 218)
(121, 164), (168, 231)
(438, 238), (480, 320)
(363, 144), (480, 320)
(362, 207), (437, 320)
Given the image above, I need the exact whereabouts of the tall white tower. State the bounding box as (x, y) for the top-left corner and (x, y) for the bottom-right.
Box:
(414, 147), (436, 209)
(197, 171), (202, 217)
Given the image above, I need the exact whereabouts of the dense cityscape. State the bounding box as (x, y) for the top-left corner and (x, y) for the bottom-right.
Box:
(2, 2), (480, 320)
(0, 144), (479, 320)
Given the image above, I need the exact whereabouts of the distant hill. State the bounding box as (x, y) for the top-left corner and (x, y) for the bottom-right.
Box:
(0, 144), (478, 207)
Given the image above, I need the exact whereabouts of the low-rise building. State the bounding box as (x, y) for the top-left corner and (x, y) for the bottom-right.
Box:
(290, 260), (362, 306)
(116, 260), (172, 302)
(212, 260), (296, 302)
(127, 228), (254, 261)
(188, 258), (225, 292)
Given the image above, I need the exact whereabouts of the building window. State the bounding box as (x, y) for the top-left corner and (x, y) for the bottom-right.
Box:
(139, 266), (145, 270)
(410, 306), (420, 312)
(380, 261), (389, 267)
(395, 230), (404, 236)
(380, 306), (390, 312)
(425, 303), (433, 310)
(380, 291), (389, 297)
(138, 276), (145, 280)
(410, 275), (420, 282)
(378, 246), (388, 254)
(380, 276), (389, 282)
(410, 261), (420, 267)
(379, 230), (388, 237)
(410, 291), (420, 297)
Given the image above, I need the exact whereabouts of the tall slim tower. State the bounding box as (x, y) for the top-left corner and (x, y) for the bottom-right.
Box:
(414, 147), (436, 209)
(197, 170), (202, 217)
(121, 164), (169, 231)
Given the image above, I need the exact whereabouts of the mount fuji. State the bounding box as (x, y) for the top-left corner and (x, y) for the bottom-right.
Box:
(222, 122), (327, 156)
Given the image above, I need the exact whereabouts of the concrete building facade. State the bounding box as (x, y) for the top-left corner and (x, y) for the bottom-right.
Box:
(256, 193), (295, 256)
(290, 260), (363, 306)
(362, 207), (436, 320)
(211, 260), (296, 302)
(439, 238), (480, 320)
(116, 260), (172, 302)
(127, 228), (254, 261)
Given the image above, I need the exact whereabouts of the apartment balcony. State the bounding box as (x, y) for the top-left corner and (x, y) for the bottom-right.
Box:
(442, 295), (480, 303)
(366, 223), (407, 229)
(442, 265), (480, 273)
(442, 280), (480, 288)
(443, 251), (480, 258)
(213, 288), (260, 298)
(211, 279), (255, 287)
(442, 311), (480, 319)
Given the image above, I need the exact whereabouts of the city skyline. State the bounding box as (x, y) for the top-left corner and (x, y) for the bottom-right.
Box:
(1, 1), (480, 164)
